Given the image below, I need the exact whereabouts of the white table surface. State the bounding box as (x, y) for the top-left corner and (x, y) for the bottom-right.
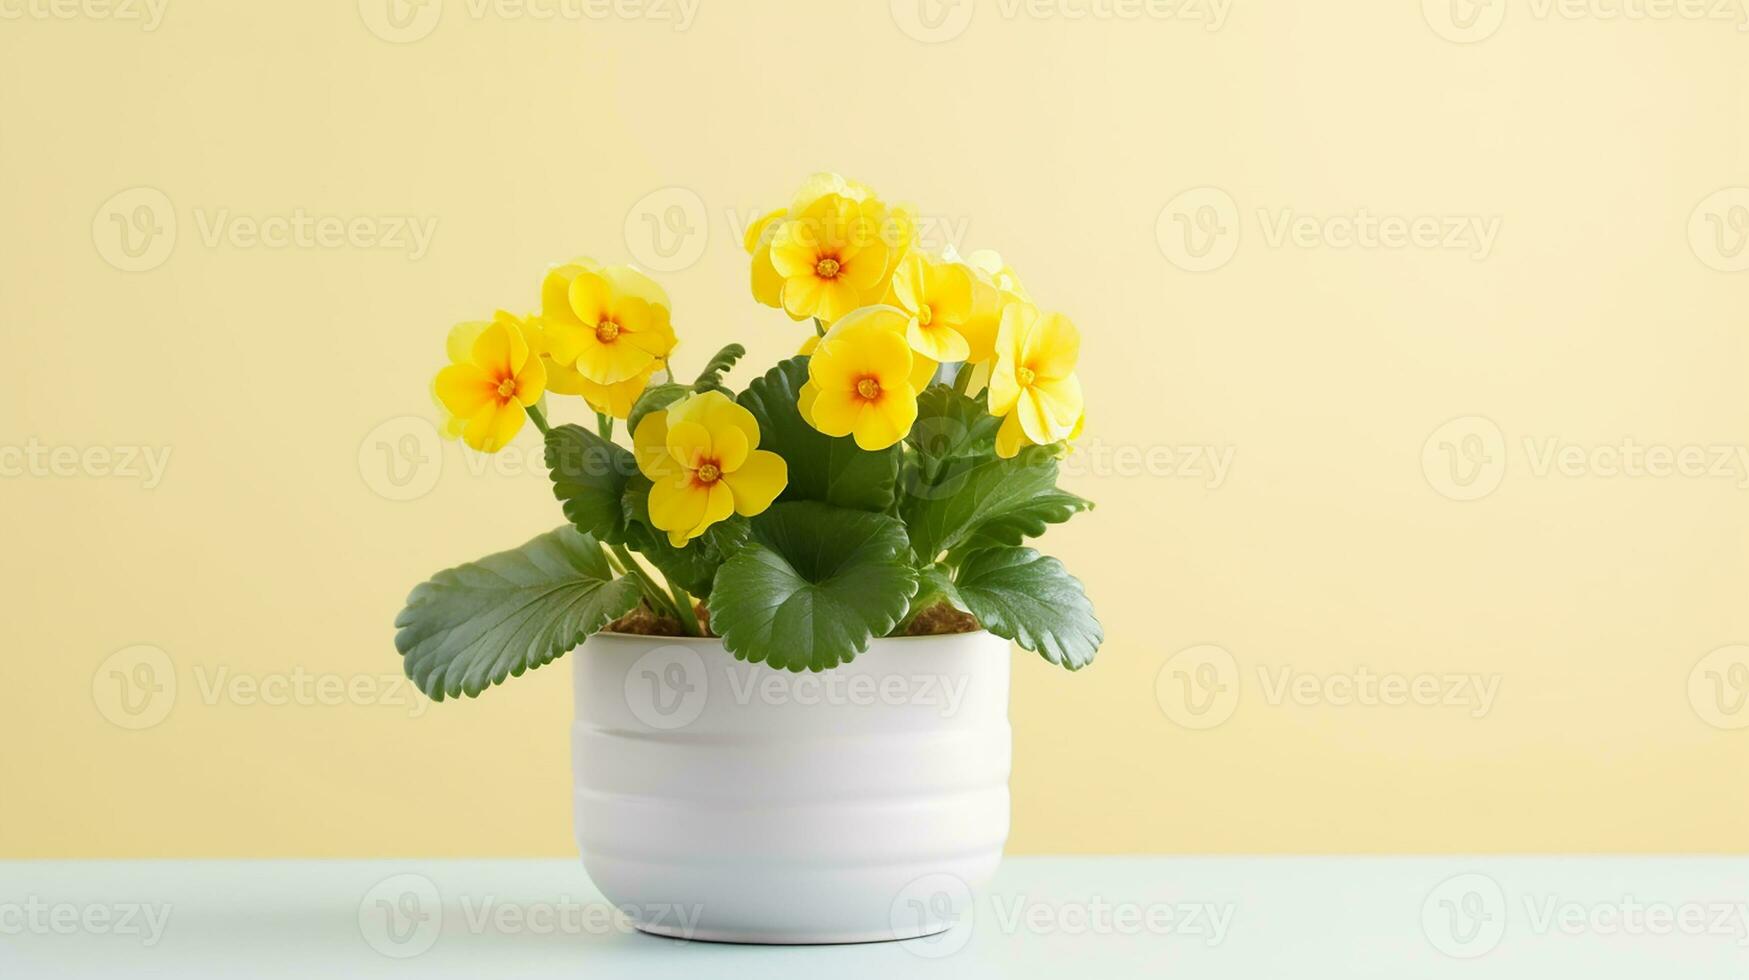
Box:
(3, 857), (1747, 977)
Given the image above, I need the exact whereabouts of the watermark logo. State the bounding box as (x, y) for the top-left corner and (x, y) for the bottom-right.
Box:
(1424, 417), (1749, 500)
(1688, 187), (1749, 273)
(1422, 415), (1508, 501)
(93, 187), (176, 272)
(1159, 189), (1500, 270)
(360, 416), (443, 502)
(359, 0), (443, 42)
(892, 872), (975, 957)
(623, 185), (709, 273)
(1157, 187), (1241, 272)
(1423, 0), (1507, 42)
(891, 0), (976, 41)
(624, 644), (709, 730)
(1155, 644), (1240, 729)
(92, 644), (177, 731)
(1423, 872), (1507, 958)
(359, 873), (442, 958)
(1689, 645), (1749, 730)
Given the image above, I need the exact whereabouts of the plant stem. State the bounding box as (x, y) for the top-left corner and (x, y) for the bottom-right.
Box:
(595, 412), (613, 442)
(525, 403), (552, 435)
(951, 362), (975, 396)
(813, 317), (827, 338)
(610, 544), (680, 620)
(667, 579), (703, 637)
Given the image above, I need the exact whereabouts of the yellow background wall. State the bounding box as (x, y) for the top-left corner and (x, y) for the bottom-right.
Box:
(2, 0), (1746, 857)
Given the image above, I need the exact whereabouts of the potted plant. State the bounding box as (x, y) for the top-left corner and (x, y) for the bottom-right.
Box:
(395, 173), (1102, 944)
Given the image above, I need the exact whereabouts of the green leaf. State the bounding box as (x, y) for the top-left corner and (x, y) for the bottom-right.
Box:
(691, 343), (746, 392)
(954, 547), (1102, 670)
(901, 446), (1093, 564)
(737, 356), (899, 513)
(545, 423), (639, 544)
(908, 385), (1003, 467)
(395, 527), (642, 700)
(624, 344), (748, 434)
(708, 501), (919, 671)
(618, 474), (750, 598)
(626, 383), (690, 437)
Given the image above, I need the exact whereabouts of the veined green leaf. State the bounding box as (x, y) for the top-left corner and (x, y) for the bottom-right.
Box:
(954, 546), (1101, 670)
(708, 501), (918, 671)
(394, 527), (642, 700)
(901, 446), (1092, 563)
(545, 423), (638, 543)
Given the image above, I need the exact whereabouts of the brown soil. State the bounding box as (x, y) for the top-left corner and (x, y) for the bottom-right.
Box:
(604, 601), (978, 638)
(606, 601), (712, 636)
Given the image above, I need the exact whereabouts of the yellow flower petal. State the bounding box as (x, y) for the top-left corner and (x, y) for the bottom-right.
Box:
(567, 272), (613, 328)
(723, 450), (787, 516)
(781, 275), (826, 321)
(445, 321), (488, 364)
(575, 336), (657, 386)
(994, 408), (1027, 459)
(1024, 312), (1081, 381)
(578, 363), (657, 419)
(543, 357), (589, 396)
(632, 411), (674, 480)
(665, 419), (713, 471)
(712, 421), (750, 473)
(813, 279), (866, 322)
(806, 383), (861, 438)
(470, 320), (525, 378)
(689, 482), (735, 541)
(463, 401), (525, 454)
(435, 363), (495, 419)
(744, 208), (787, 255)
(907, 319), (970, 363)
(513, 352), (547, 405)
(752, 243), (786, 308)
(852, 386), (918, 451)
(649, 473), (710, 541)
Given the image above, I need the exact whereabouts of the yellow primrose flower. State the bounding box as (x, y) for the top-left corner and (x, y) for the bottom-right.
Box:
(797, 306), (925, 451)
(526, 308), (667, 420)
(434, 312), (548, 453)
(890, 252), (974, 363)
(540, 259), (676, 386)
(988, 304), (1085, 459)
(432, 320), (488, 439)
(768, 194), (892, 323)
(632, 391), (789, 546)
(955, 248), (1031, 365)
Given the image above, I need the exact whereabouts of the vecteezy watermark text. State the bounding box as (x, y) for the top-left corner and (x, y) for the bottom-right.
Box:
(1422, 416), (1749, 501)
(0, 898), (172, 948)
(0, 0), (169, 30)
(0, 439), (172, 489)
(1156, 645), (1502, 729)
(1158, 188), (1502, 272)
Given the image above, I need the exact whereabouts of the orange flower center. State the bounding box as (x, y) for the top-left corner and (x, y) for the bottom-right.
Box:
(595, 320), (620, 343)
(496, 378), (518, 399)
(917, 305), (933, 327)
(856, 377), (882, 401)
(1016, 366), (1037, 387)
(695, 462), (722, 484)
(814, 257), (842, 280)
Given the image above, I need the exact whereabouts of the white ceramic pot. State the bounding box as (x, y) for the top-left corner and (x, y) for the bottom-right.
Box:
(572, 630), (1012, 944)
